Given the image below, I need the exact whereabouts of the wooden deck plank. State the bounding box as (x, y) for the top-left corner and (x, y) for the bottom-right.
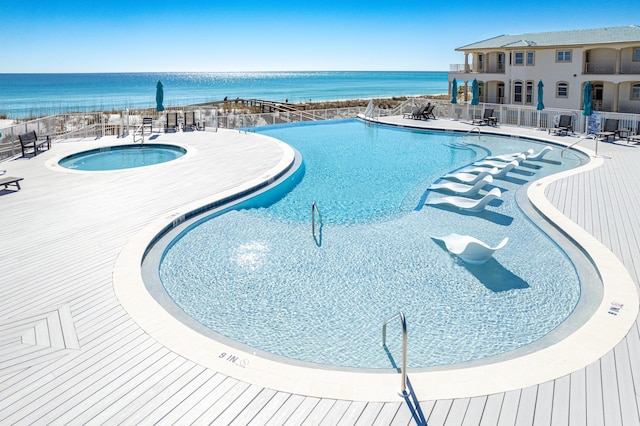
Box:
(246, 392), (292, 425)
(318, 399), (353, 425)
(550, 375), (570, 426)
(585, 361), (605, 426)
(533, 381), (554, 426)
(301, 398), (337, 425)
(480, 393), (504, 425)
(569, 369), (587, 426)
(444, 398), (470, 426)
(498, 390), (522, 426)
(230, 388), (279, 426)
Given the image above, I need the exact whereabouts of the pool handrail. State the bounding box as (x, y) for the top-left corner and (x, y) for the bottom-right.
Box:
(382, 311), (408, 396)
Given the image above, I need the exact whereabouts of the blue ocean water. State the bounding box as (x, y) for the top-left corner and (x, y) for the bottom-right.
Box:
(0, 71), (448, 119)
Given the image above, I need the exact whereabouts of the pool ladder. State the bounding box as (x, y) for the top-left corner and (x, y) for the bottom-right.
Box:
(382, 311), (408, 395)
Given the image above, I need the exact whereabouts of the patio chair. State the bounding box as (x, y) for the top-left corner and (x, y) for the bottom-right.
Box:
(596, 118), (619, 142)
(166, 112), (179, 132)
(549, 114), (574, 135)
(473, 108), (496, 126)
(142, 117), (153, 134)
(625, 122), (640, 144)
(422, 104), (436, 119)
(164, 112), (179, 133)
(183, 111), (196, 131)
(432, 233), (508, 264)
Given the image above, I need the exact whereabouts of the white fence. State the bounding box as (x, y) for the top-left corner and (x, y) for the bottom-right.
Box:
(2, 99), (640, 161)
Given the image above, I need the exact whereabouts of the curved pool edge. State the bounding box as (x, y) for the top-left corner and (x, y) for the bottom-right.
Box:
(113, 126), (639, 402)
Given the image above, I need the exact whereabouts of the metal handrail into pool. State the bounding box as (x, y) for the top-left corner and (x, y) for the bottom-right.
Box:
(382, 311), (408, 396)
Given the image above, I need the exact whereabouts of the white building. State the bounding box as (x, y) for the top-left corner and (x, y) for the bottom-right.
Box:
(449, 25), (640, 113)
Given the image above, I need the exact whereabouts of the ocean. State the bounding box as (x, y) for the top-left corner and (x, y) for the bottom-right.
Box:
(0, 71), (448, 119)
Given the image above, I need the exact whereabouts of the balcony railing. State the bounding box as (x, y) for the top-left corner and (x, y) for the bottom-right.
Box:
(585, 62), (616, 74)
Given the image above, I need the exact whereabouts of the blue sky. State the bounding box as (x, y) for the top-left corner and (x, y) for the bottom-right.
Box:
(2, 0), (639, 73)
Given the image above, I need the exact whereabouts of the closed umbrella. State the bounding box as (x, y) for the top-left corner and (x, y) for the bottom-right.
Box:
(156, 80), (165, 112)
(582, 82), (593, 116)
(536, 80), (544, 110)
(451, 79), (458, 104)
(471, 79), (479, 105)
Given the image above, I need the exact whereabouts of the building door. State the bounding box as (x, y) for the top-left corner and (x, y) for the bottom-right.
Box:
(590, 83), (603, 111)
(497, 83), (505, 104)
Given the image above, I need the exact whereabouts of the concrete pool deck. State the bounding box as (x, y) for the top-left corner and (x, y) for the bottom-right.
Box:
(2, 119), (640, 424)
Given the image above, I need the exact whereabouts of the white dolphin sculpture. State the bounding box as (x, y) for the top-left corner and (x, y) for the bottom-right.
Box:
(429, 175), (493, 195)
(433, 233), (509, 264)
(426, 188), (502, 212)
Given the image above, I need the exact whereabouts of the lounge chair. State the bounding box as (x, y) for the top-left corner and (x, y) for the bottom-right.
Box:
(429, 175), (493, 195)
(164, 112), (179, 133)
(441, 169), (493, 184)
(460, 161), (521, 178)
(142, 117), (153, 134)
(472, 154), (526, 168)
(433, 233), (508, 264)
(549, 115), (573, 135)
(422, 104), (436, 119)
(486, 149), (534, 162)
(596, 118), (619, 141)
(0, 176), (23, 191)
(183, 111), (196, 131)
(526, 146), (553, 160)
(472, 108), (496, 126)
(625, 122), (640, 144)
(403, 105), (421, 119)
(426, 187), (502, 212)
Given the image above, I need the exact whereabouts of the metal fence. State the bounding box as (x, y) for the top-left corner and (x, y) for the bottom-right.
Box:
(2, 99), (640, 161)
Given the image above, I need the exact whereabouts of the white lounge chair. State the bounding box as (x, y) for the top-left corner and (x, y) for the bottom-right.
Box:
(473, 154), (526, 168)
(433, 233), (509, 264)
(486, 149), (534, 162)
(426, 188), (502, 212)
(442, 169), (495, 184)
(429, 175), (493, 195)
(526, 146), (553, 160)
(460, 160), (520, 178)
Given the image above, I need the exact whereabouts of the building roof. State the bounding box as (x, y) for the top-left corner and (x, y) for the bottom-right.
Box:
(457, 25), (640, 50)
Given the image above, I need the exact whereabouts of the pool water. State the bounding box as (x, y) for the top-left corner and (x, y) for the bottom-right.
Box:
(158, 120), (587, 369)
(59, 144), (186, 171)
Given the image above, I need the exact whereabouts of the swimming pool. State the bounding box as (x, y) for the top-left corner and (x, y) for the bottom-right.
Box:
(58, 143), (186, 171)
(154, 120), (592, 369)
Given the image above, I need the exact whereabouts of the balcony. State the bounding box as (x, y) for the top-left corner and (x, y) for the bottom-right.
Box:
(585, 62), (615, 74)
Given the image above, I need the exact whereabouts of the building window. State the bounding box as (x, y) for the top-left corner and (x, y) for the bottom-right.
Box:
(525, 81), (534, 104)
(634, 48), (640, 62)
(527, 51), (535, 66)
(515, 52), (524, 65)
(514, 81), (523, 103)
(557, 50), (572, 63)
(557, 82), (569, 98)
(632, 83), (640, 100)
